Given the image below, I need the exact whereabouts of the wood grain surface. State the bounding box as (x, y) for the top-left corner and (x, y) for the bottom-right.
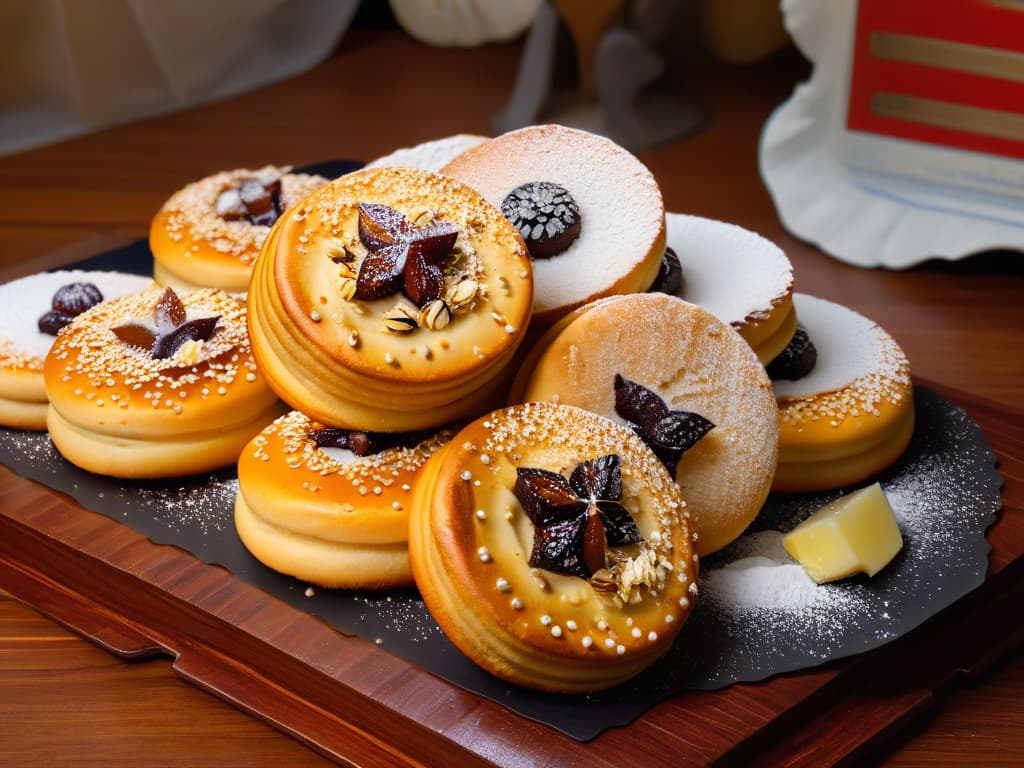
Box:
(0, 27), (1022, 767)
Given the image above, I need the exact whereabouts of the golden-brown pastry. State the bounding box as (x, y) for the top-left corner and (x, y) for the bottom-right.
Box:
(772, 294), (914, 493)
(150, 166), (329, 293)
(408, 402), (697, 692)
(661, 212), (796, 364)
(441, 124), (665, 327)
(0, 270), (153, 430)
(511, 293), (778, 557)
(44, 286), (282, 478)
(235, 410), (453, 588)
(247, 166), (533, 432)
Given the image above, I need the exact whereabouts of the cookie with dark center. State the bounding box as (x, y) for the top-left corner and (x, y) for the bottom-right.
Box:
(500, 181), (581, 259)
(766, 326), (817, 380)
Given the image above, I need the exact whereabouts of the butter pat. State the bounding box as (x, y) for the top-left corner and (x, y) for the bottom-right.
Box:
(783, 483), (903, 583)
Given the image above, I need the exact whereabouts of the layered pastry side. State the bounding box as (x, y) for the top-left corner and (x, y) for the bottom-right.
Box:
(0, 270), (153, 430)
(247, 166), (533, 432)
(510, 293), (779, 557)
(44, 286), (283, 478)
(441, 124), (666, 327)
(235, 410), (454, 588)
(408, 402), (697, 692)
(659, 212), (797, 364)
(771, 294), (915, 493)
(150, 166), (329, 293)
(364, 133), (489, 172)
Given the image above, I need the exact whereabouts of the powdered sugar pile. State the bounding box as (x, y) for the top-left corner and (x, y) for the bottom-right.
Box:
(683, 388), (1000, 687)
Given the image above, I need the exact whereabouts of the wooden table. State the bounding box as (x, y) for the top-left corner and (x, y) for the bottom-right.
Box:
(1, 29), (1021, 767)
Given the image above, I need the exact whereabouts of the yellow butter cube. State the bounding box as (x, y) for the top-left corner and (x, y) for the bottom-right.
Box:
(782, 483), (903, 584)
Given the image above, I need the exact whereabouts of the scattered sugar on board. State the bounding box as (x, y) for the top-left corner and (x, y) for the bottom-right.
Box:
(135, 476), (239, 535)
(697, 391), (998, 674)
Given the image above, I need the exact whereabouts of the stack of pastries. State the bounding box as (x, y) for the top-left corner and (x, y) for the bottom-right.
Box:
(2, 124), (915, 693)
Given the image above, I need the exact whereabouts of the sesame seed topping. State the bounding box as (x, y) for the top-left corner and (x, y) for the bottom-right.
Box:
(475, 509), (487, 520)
(605, 639), (615, 649)
(496, 577), (511, 592)
(631, 627), (641, 638)
(477, 546), (492, 563)
(551, 625), (562, 638)
(511, 598), (523, 609)
(616, 644), (626, 656)
(566, 620), (577, 631)
(582, 636), (593, 648)
(540, 614), (552, 626)
(648, 631), (658, 641)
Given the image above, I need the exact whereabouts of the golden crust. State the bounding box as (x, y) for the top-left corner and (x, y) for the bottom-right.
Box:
(0, 392), (48, 431)
(43, 287), (282, 477)
(234, 410), (454, 587)
(442, 124), (666, 327)
(772, 294), (915, 492)
(248, 166), (533, 430)
(150, 167), (329, 293)
(773, 405), (915, 493)
(235, 493), (412, 589)
(512, 293), (779, 557)
(408, 403), (697, 692)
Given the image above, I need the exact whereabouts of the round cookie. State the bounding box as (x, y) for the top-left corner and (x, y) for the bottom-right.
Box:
(235, 410), (453, 588)
(0, 270), (153, 430)
(365, 134), (489, 172)
(662, 212), (796, 364)
(441, 124), (666, 326)
(772, 294), (914, 493)
(45, 286), (283, 478)
(408, 402), (697, 692)
(150, 166), (329, 293)
(511, 293), (778, 557)
(247, 166), (533, 432)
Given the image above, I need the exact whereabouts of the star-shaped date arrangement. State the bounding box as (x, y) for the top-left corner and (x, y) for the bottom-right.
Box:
(353, 203), (458, 307)
(111, 287), (220, 360)
(513, 454), (643, 579)
(614, 374), (714, 475)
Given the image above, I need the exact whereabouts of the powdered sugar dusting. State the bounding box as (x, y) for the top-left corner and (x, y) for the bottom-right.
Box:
(0, 270), (152, 367)
(682, 388), (1001, 688)
(442, 124), (664, 315)
(666, 213), (792, 329)
(774, 293), (908, 399)
(365, 134), (489, 171)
